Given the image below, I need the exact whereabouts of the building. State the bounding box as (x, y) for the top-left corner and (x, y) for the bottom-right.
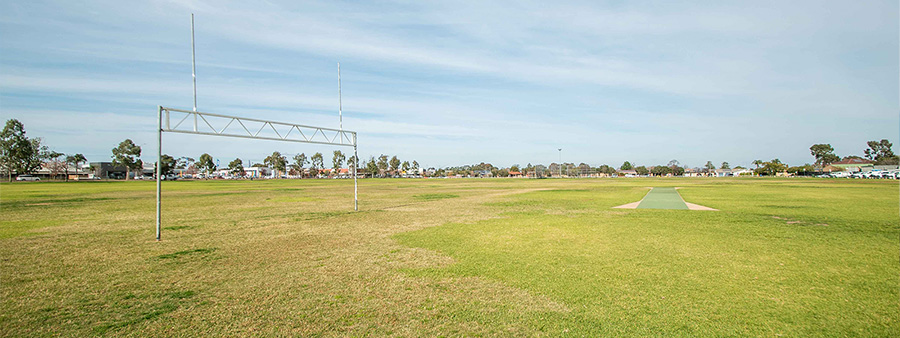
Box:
(89, 162), (129, 179)
(830, 158), (874, 172)
(683, 168), (701, 177)
(618, 169), (638, 177)
(822, 165), (844, 172)
(712, 168), (753, 177)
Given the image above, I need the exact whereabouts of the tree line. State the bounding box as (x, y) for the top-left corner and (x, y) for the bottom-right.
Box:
(3, 118), (897, 181)
(0, 119), (89, 181)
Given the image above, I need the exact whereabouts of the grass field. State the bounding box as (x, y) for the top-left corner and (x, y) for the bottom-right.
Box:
(1, 178), (897, 336)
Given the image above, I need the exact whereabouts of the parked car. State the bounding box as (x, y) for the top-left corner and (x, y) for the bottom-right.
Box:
(868, 171), (888, 179)
(830, 171), (850, 178)
(15, 174), (40, 181)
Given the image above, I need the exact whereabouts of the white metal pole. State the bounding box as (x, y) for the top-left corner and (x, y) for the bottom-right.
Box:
(338, 62), (342, 131)
(353, 136), (358, 211)
(156, 106), (163, 241)
(191, 14), (198, 131)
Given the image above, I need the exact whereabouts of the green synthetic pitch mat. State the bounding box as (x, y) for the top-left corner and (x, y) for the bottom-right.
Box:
(637, 187), (689, 209)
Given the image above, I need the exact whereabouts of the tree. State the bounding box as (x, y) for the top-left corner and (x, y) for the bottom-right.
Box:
(788, 164), (815, 175)
(367, 156), (379, 178)
(265, 152), (287, 177)
(401, 161), (410, 173)
(347, 155), (358, 176)
(672, 166), (685, 176)
(755, 159), (789, 176)
(389, 156), (400, 175)
(620, 161), (633, 170)
(0, 119), (44, 181)
(310, 152), (324, 177)
(577, 163), (591, 176)
(66, 153), (87, 179)
(228, 158), (245, 177)
(176, 157), (195, 172)
(635, 166), (649, 176)
(704, 161), (716, 173)
(411, 160), (419, 173)
(597, 164), (616, 176)
(111, 139), (142, 180)
(752, 159), (763, 169)
(864, 139), (899, 165)
(509, 164), (520, 173)
(720, 162), (730, 169)
(178, 157), (198, 174)
(376, 155), (388, 177)
(46, 151), (67, 180)
(291, 153), (308, 177)
(651, 165), (672, 176)
(197, 153), (216, 177)
(156, 154), (176, 176)
(809, 144), (839, 167)
(332, 150), (345, 176)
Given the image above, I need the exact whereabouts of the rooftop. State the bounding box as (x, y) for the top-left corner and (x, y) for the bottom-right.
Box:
(833, 158), (873, 165)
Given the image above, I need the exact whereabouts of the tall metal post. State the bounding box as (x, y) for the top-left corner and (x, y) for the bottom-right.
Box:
(156, 106), (163, 241)
(338, 62), (342, 131)
(353, 135), (358, 211)
(558, 148), (562, 178)
(191, 14), (198, 130)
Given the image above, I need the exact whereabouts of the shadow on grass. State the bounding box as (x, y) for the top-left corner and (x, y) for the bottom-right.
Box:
(156, 248), (217, 260)
(92, 290), (198, 334)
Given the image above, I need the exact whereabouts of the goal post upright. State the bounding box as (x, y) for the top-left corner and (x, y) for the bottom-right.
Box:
(353, 133), (358, 211)
(156, 105), (163, 241)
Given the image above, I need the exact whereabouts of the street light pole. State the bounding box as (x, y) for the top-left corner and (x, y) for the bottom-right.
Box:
(558, 148), (562, 178)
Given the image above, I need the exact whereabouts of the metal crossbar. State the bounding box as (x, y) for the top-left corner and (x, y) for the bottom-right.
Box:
(156, 106), (359, 242)
(161, 107), (356, 147)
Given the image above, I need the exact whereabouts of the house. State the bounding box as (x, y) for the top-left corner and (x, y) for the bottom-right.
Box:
(473, 169), (492, 178)
(731, 168), (752, 176)
(683, 168), (701, 177)
(617, 169), (637, 177)
(713, 169), (732, 177)
(25, 163), (93, 180)
(508, 171), (523, 178)
(831, 158), (874, 172)
(822, 165), (844, 172)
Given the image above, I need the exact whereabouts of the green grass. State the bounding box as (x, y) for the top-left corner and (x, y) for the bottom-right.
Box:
(1, 178), (897, 336)
(636, 187), (688, 209)
(413, 193), (460, 201)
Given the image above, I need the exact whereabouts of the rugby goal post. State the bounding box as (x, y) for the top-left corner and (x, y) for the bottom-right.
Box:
(155, 106), (359, 241)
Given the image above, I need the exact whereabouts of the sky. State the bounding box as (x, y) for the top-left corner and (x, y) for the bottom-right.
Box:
(1, 0), (897, 169)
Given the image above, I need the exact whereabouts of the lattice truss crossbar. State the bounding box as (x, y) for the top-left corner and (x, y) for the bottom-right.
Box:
(161, 107), (356, 147)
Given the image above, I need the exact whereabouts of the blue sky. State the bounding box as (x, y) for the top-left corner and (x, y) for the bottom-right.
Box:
(1, 0), (897, 168)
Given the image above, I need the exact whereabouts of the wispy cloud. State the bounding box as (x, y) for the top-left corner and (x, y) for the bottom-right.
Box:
(0, 0), (896, 167)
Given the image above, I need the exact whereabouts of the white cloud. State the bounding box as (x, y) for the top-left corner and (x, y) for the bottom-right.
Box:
(0, 0), (896, 167)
